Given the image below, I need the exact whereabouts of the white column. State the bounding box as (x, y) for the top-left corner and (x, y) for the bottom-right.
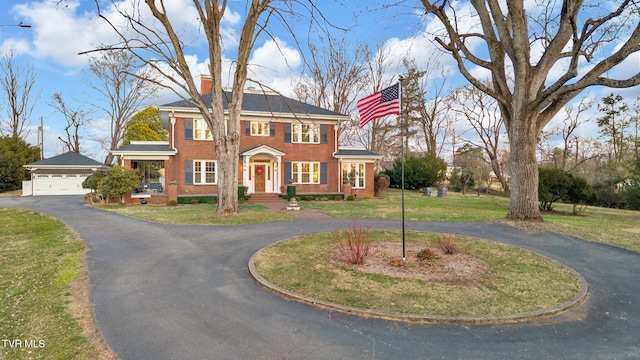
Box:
(243, 156), (250, 193)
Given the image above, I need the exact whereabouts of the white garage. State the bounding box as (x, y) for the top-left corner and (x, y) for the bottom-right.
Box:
(23, 152), (109, 196)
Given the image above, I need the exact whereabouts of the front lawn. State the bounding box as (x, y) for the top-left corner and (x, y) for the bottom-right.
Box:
(0, 208), (114, 359)
(304, 190), (640, 253)
(98, 202), (293, 225)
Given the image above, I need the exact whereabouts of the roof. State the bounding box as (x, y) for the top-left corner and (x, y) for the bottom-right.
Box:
(25, 151), (107, 168)
(114, 142), (176, 153)
(161, 89), (346, 117)
(334, 148), (382, 159)
(110, 141), (177, 157)
(239, 144), (285, 156)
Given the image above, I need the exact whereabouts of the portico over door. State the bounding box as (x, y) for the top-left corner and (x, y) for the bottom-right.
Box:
(240, 144), (285, 195)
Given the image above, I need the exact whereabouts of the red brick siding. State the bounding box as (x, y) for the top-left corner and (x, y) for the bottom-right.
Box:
(167, 117), (379, 197)
(171, 118), (340, 195)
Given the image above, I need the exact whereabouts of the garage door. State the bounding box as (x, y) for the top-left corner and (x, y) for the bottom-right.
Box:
(34, 174), (89, 196)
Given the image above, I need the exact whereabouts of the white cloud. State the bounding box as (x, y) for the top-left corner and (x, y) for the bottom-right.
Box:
(246, 38), (301, 90)
(13, 1), (119, 68)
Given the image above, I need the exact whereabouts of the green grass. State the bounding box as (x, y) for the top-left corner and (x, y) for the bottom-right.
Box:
(255, 230), (580, 317)
(99, 189), (640, 252)
(0, 208), (102, 359)
(304, 190), (511, 221)
(98, 202), (293, 225)
(304, 189), (640, 253)
(540, 203), (640, 252)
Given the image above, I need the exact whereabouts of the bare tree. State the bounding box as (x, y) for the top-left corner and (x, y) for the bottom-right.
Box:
(0, 50), (38, 139)
(293, 39), (369, 146)
(420, 0), (640, 221)
(543, 97), (593, 171)
(49, 93), (91, 153)
(86, 49), (158, 164)
(452, 85), (509, 192)
(93, 0), (329, 213)
(409, 58), (454, 158)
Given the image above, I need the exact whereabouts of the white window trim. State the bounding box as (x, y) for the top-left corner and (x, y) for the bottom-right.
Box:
(250, 121), (270, 136)
(193, 160), (217, 185)
(292, 161), (320, 184)
(193, 119), (213, 141)
(342, 162), (366, 189)
(292, 124), (320, 144)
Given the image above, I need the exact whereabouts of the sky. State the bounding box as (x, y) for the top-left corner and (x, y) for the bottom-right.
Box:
(1, 0), (638, 163)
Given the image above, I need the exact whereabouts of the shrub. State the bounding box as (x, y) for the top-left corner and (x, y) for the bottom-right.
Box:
(382, 154), (447, 190)
(333, 221), (371, 265)
(437, 234), (459, 255)
(538, 167), (594, 212)
(191, 199), (199, 205)
(622, 183), (640, 210)
(374, 174), (390, 197)
(167, 200), (178, 206)
(99, 165), (139, 204)
(389, 258), (404, 267)
(416, 248), (439, 261)
(346, 194), (355, 201)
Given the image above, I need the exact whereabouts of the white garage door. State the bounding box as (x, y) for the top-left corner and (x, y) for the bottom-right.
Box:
(34, 174), (89, 196)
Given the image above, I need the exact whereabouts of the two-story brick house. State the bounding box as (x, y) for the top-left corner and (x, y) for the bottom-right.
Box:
(112, 76), (381, 204)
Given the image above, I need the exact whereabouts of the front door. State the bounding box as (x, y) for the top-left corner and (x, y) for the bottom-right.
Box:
(254, 165), (266, 192)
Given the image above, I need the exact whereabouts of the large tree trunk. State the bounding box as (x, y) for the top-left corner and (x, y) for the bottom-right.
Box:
(215, 136), (239, 213)
(507, 115), (542, 221)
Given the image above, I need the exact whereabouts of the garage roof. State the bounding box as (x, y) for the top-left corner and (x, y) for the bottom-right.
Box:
(25, 152), (108, 169)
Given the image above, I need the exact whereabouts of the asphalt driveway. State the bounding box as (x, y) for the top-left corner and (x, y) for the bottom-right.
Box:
(2, 196), (639, 359)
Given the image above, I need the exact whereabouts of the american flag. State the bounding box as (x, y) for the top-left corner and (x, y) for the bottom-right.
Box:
(357, 82), (400, 128)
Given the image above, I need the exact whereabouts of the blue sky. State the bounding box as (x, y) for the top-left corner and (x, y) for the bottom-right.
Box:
(1, 0), (638, 162)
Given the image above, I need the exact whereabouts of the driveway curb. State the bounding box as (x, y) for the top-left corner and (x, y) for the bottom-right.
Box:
(248, 239), (589, 325)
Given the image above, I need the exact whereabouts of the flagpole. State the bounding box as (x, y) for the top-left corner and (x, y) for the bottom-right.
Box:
(398, 76), (405, 261)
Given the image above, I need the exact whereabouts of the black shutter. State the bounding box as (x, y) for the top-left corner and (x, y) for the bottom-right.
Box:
(284, 123), (291, 143)
(245, 121), (251, 136)
(184, 118), (193, 139)
(270, 122), (276, 137)
(284, 162), (292, 184)
(185, 160), (193, 184)
(320, 162), (327, 184)
(320, 124), (328, 144)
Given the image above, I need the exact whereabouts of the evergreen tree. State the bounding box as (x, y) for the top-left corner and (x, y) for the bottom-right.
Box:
(0, 136), (40, 192)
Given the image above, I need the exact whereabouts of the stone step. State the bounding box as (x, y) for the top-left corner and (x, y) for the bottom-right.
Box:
(247, 193), (284, 203)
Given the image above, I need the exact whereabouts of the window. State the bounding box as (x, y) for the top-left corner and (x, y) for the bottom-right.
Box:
(292, 124), (320, 143)
(292, 162), (319, 184)
(251, 121), (270, 136)
(193, 119), (212, 140)
(194, 160), (217, 184)
(342, 163), (365, 188)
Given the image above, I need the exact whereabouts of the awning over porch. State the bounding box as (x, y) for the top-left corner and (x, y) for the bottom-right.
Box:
(111, 141), (177, 160)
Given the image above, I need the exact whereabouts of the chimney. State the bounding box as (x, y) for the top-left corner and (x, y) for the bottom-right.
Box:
(200, 74), (212, 94)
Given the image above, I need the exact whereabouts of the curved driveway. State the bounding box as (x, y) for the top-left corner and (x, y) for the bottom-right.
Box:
(2, 196), (639, 359)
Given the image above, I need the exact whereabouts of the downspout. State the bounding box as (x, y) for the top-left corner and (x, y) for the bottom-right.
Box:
(170, 111), (176, 150)
(335, 122), (339, 193)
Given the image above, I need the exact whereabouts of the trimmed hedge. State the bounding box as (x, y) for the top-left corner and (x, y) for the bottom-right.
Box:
(177, 196), (217, 204)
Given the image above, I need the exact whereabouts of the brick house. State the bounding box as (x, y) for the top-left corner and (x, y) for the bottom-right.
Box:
(112, 76), (381, 204)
